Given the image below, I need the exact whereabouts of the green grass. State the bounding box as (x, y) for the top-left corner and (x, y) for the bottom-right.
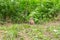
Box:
(0, 24), (60, 40)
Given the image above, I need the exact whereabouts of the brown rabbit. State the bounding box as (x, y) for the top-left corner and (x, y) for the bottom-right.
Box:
(29, 17), (35, 25)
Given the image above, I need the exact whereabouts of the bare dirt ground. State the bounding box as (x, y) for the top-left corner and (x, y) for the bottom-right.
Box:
(18, 20), (60, 40)
(0, 20), (60, 40)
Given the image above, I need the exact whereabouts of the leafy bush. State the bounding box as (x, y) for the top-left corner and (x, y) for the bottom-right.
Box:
(29, 0), (60, 23)
(0, 0), (60, 23)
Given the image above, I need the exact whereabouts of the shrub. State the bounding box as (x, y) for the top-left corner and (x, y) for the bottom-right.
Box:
(0, 0), (60, 23)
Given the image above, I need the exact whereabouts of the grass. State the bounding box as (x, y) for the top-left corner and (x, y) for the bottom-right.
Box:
(0, 24), (60, 40)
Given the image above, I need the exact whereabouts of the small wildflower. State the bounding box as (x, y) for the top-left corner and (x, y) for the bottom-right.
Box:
(53, 29), (58, 32)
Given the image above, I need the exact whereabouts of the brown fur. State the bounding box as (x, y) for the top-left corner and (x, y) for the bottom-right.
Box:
(29, 17), (34, 25)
